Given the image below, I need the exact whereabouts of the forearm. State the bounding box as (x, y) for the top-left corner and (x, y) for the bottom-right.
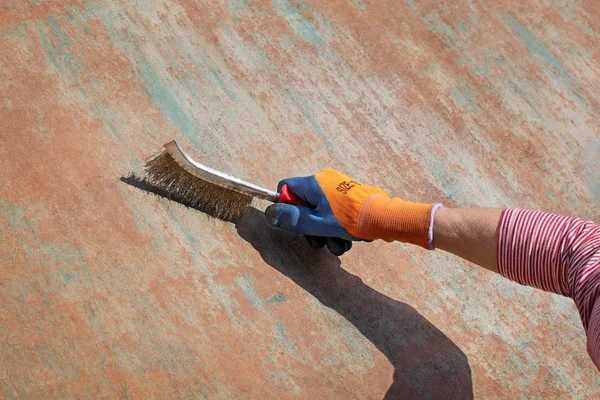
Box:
(432, 207), (600, 296)
(433, 207), (503, 273)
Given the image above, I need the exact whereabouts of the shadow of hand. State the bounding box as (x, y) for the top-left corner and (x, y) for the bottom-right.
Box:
(236, 208), (473, 399)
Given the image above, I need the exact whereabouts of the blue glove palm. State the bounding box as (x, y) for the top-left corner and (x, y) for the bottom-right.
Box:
(265, 175), (354, 256)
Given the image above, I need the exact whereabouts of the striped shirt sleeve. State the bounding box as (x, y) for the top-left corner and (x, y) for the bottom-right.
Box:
(497, 208), (600, 368)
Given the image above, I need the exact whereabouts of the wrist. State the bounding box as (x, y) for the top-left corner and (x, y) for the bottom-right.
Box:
(357, 195), (435, 248)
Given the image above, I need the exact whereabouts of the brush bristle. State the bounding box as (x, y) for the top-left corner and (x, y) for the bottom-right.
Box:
(144, 151), (252, 222)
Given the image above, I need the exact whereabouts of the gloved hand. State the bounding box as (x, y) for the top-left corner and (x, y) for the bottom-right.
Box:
(266, 169), (437, 255)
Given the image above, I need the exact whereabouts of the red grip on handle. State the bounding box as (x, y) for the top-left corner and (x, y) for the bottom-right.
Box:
(277, 184), (311, 207)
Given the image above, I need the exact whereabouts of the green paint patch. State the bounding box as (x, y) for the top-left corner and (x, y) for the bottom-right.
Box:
(423, 11), (457, 47)
(136, 59), (196, 137)
(266, 290), (287, 303)
(403, 3), (458, 47)
(425, 62), (441, 78)
(209, 67), (237, 102)
(286, 90), (322, 133)
(474, 65), (492, 76)
(285, 89), (335, 153)
(37, 14), (126, 142)
(505, 15), (567, 74)
(166, 209), (199, 245)
(452, 81), (481, 117)
(272, 0), (323, 45)
(96, 112), (123, 140)
(455, 20), (468, 33)
(503, 14), (589, 111)
(272, 318), (300, 359)
(507, 80), (543, 120)
(237, 275), (262, 309)
(228, 0), (251, 23)
(0, 201), (91, 286)
(39, 16), (82, 82)
(0, 201), (32, 232)
(351, 0), (367, 11)
(585, 144), (600, 208)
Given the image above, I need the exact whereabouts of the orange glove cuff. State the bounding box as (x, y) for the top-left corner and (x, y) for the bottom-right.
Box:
(314, 169), (435, 248)
(357, 195), (434, 248)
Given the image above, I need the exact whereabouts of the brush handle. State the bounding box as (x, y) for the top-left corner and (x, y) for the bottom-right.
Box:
(277, 184), (311, 207)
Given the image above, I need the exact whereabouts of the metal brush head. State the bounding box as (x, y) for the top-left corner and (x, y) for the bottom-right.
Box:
(144, 150), (253, 222)
(162, 141), (279, 202)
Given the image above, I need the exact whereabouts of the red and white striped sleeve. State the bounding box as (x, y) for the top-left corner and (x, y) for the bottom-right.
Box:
(497, 208), (600, 369)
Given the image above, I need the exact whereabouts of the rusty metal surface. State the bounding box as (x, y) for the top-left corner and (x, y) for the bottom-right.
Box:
(1, 0), (599, 398)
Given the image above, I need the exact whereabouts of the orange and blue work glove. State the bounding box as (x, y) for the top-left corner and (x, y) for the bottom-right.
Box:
(266, 169), (442, 255)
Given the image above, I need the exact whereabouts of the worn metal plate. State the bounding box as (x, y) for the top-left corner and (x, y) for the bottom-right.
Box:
(1, 0), (599, 398)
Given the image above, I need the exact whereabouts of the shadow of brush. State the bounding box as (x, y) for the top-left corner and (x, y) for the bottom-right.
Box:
(236, 208), (473, 400)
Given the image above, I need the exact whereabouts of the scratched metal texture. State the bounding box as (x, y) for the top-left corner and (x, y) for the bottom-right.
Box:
(1, 0), (599, 398)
